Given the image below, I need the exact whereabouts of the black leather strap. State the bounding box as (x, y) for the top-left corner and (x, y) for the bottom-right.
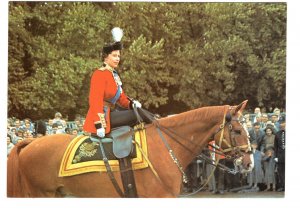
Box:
(133, 106), (143, 124)
(98, 140), (124, 197)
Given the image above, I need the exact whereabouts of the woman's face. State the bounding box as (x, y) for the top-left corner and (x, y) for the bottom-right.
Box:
(251, 144), (257, 149)
(105, 50), (120, 69)
(266, 128), (272, 135)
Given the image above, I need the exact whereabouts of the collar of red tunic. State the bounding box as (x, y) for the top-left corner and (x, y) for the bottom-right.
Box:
(102, 63), (114, 73)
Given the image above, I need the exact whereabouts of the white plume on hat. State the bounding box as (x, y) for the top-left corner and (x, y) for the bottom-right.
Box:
(111, 27), (123, 42)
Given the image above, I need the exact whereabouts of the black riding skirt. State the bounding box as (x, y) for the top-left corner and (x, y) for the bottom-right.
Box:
(110, 108), (151, 129)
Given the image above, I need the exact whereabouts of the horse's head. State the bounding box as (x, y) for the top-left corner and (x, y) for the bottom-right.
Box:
(213, 100), (253, 173)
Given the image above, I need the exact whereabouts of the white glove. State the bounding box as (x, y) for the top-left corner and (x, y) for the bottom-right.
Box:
(274, 157), (278, 162)
(132, 100), (142, 108)
(96, 128), (105, 138)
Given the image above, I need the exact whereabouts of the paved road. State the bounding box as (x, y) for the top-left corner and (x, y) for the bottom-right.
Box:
(180, 190), (284, 198)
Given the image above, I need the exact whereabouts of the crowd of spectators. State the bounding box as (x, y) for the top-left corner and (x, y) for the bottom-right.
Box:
(7, 112), (85, 156)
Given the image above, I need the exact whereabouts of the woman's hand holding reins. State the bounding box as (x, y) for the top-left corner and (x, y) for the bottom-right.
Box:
(132, 100), (142, 108)
(97, 127), (105, 138)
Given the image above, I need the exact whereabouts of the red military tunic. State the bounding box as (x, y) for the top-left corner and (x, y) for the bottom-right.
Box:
(83, 64), (131, 134)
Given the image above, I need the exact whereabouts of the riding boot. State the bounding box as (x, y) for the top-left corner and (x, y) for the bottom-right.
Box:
(118, 157), (138, 198)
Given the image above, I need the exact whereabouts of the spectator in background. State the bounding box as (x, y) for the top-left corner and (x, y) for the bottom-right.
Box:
(183, 158), (200, 193)
(249, 122), (265, 150)
(247, 141), (264, 190)
(16, 129), (24, 138)
(56, 123), (65, 134)
(204, 149), (217, 193)
(12, 129), (24, 145)
(23, 130), (33, 139)
(16, 137), (24, 144)
(53, 112), (66, 127)
(35, 120), (47, 137)
(52, 123), (59, 134)
(7, 134), (14, 156)
(77, 123), (84, 135)
(273, 108), (281, 118)
(252, 107), (261, 123)
(263, 148), (277, 191)
(7, 118), (13, 129)
(261, 127), (275, 152)
(9, 127), (17, 139)
(224, 159), (241, 191)
(246, 121), (253, 132)
(23, 118), (34, 132)
(271, 114), (280, 132)
(243, 114), (250, 123)
(65, 127), (71, 134)
(74, 118), (82, 129)
(71, 129), (79, 136)
(14, 119), (22, 132)
(260, 113), (269, 130)
(47, 118), (54, 134)
(265, 121), (278, 133)
(24, 122), (34, 135)
(208, 141), (225, 194)
(61, 119), (68, 129)
(274, 117), (286, 192)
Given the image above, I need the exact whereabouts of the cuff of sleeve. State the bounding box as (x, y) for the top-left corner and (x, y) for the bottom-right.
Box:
(95, 113), (107, 128)
(95, 123), (102, 129)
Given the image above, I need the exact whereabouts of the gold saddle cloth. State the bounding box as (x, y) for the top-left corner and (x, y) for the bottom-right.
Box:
(59, 126), (148, 177)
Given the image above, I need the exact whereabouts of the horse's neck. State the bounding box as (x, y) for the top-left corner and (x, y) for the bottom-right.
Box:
(157, 106), (226, 167)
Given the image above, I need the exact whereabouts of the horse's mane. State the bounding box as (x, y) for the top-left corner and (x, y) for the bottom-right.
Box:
(158, 105), (226, 128)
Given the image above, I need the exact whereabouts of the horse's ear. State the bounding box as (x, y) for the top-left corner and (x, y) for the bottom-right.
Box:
(234, 100), (248, 114)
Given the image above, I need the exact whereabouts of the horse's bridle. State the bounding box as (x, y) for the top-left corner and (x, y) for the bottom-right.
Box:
(211, 106), (250, 157)
(138, 106), (250, 182)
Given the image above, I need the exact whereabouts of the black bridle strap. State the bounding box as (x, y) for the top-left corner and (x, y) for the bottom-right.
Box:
(140, 107), (235, 157)
(98, 140), (124, 197)
(197, 154), (238, 174)
(139, 108), (200, 155)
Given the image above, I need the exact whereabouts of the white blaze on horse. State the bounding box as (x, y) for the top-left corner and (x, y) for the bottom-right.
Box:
(7, 100), (252, 197)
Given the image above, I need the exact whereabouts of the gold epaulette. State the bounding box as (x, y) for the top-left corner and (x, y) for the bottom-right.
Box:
(98, 64), (113, 72)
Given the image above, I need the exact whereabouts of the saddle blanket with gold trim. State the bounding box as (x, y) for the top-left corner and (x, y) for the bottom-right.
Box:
(59, 128), (148, 177)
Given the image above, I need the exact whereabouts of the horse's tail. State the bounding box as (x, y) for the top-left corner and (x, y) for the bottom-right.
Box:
(7, 139), (33, 197)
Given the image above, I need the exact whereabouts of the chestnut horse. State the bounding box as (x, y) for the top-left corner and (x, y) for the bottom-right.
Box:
(7, 100), (252, 198)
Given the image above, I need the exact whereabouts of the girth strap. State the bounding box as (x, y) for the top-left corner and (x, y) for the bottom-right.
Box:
(98, 140), (124, 197)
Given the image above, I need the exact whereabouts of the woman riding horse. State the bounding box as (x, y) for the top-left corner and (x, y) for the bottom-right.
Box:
(7, 100), (253, 197)
(83, 27), (146, 139)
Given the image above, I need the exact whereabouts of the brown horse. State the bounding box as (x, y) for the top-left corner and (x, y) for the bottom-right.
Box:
(7, 100), (252, 198)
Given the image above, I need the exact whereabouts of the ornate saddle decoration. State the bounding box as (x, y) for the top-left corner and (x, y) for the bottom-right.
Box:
(59, 124), (148, 177)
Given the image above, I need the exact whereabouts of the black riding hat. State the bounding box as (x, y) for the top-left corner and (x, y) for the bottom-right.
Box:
(102, 42), (122, 55)
(102, 27), (124, 55)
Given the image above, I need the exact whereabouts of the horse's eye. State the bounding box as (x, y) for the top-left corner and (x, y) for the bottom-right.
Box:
(234, 130), (241, 135)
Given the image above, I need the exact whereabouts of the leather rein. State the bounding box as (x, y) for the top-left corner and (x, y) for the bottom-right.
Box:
(137, 106), (249, 190)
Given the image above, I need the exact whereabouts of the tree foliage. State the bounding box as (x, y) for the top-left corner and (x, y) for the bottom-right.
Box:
(8, 2), (286, 119)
